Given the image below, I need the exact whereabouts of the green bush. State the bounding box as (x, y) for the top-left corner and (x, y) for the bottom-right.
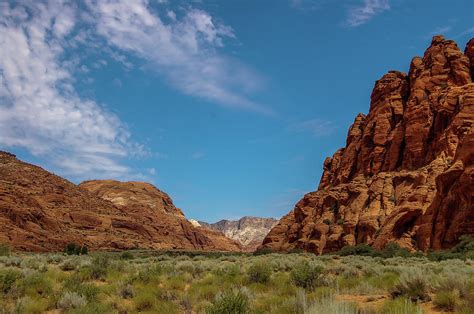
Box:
(337, 244), (376, 256)
(381, 243), (411, 258)
(290, 261), (324, 291)
(247, 261), (271, 283)
(0, 269), (21, 294)
(433, 290), (460, 311)
(64, 243), (88, 255)
(0, 244), (11, 256)
(17, 272), (53, 296)
(253, 247), (274, 256)
(451, 235), (474, 254)
(206, 289), (250, 314)
(120, 251), (134, 260)
(427, 236), (474, 261)
(90, 255), (109, 280)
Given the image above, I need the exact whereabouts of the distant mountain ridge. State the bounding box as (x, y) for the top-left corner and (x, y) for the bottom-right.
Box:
(191, 216), (278, 251)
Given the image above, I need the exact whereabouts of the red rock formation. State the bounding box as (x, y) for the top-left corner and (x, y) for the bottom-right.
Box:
(262, 36), (474, 253)
(0, 153), (241, 252)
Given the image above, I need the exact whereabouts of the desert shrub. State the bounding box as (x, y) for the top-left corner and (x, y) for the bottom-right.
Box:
(0, 244), (10, 256)
(213, 262), (241, 279)
(290, 261), (324, 291)
(46, 253), (64, 264)
(17, 272), (53, 296)
(337, 244), (375, 256)
(134, 290), (156, 311)
(206, 289), (250, 314)
(118, 283), (135, 299)
(120, 251), (134, 260)
(337, 219), (344, 226)
(288, 248), (305, 254)
(436, 270), (469, 295)
(433, 290), (460, 311)
(132, 264), (162, 283)
(3, 256), (21, 267)
(57, 291), (87, 310)
(63, 276), (100, 302)
(60, 258), (78, 271)
(341, 265), (362, 279)
(177, 260), (196, 274)
(247, 261), (271, 283)
(428, 236), (474, 261)
(253, 247), (274, 255)
(0, 269), (21, 294)
(14, 296), (49, 313)
(451, 235), (474, 254)
(390, 268), (431, 301)
(89, 254), (109, 279)
(381, 243), (411, 258)
(64, 243), (88, 255)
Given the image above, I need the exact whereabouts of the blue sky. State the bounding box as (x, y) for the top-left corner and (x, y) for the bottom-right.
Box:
(1, 0), (473, 222)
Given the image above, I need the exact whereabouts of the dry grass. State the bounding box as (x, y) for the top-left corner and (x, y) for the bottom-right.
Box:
(0, 251), (472, 313)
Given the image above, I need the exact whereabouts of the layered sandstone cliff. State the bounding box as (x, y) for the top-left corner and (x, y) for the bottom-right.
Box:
(0, 152), (240, 252)
(262, 36), (474, 253)
(193, 216), (278, 251)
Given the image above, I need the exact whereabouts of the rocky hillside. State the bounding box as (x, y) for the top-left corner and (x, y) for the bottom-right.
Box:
(262, 36), (474, 254)
(192, 217), (278, 251)
(0, 152), (240, 252)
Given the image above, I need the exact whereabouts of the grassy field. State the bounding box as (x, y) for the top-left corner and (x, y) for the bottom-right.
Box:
(0, 244), (473, 313)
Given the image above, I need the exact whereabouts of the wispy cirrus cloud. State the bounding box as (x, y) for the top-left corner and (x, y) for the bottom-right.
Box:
(0, 0), (267, 179)
(454, 26), (474, 38)
(346, 0), (390, 27)
(0, 1), (137, 179)
(288, 119), (334, 137)
(425, 25), (452, 39)
(86, 0), (270, 114)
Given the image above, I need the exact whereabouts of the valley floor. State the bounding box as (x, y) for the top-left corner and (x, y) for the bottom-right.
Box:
(0, 249), (473, 313)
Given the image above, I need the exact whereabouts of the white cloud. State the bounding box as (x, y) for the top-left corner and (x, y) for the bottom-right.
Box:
(0, 0), (269, 180)
(425, 25), (452, 39)
(346, 0), (390, 27)
(0, 1), (134, 178)
(86, 0), (270, 114)
(288, 119), (334, 137)
(455, 26), (474, 38)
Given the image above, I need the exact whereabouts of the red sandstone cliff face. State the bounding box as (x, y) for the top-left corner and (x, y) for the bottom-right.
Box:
(262, 36), (474, 253)
(0, 153), (240, 252)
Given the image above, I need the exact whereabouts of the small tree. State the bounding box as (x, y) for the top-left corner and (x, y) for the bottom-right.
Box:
(64, 243), (88, 255)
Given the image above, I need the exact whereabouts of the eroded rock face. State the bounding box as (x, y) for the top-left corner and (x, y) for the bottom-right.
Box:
(195, 217), (278, 251)
(0, 153), (241, 252)
(262, 36), (474, 253)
